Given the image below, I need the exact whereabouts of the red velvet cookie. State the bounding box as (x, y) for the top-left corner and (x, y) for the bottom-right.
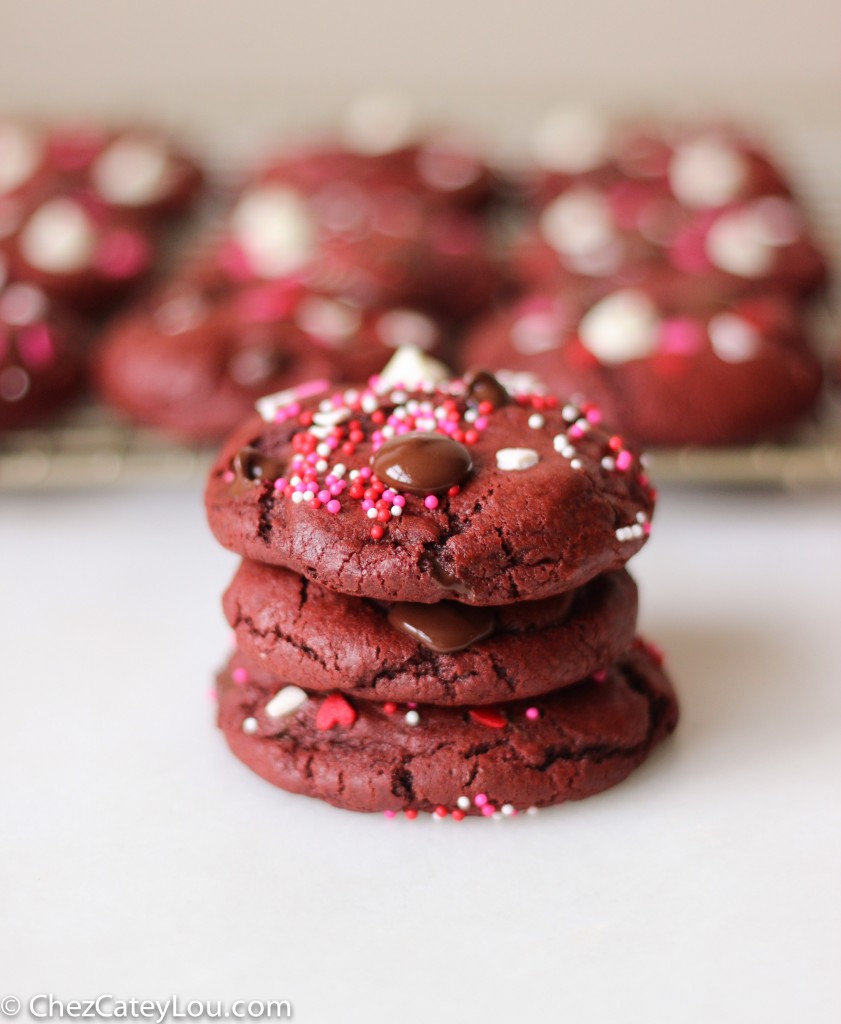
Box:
(205, 351), (655, 604)
(224, 561), (638, 705)
(215, 639), (678, 816)
(461, 286), (823, 446)
(95, 280), (449, 441)
(0, 276), (86, 430)
(183, 181), (497, 320)
(4, 193), (153, 312)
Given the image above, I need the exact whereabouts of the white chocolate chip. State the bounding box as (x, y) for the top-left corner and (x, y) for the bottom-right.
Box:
(264, 685), (308, 719)
(0, 122), (44, 194)
(296, 296), (361, 347)
(579, 290), (660, 364)
(376, 345), (450, 391)
(231, 186), (317, 278)
(496, 447), (540, 471)
(92, 136), (174, 206)
(540, 187), (616, 257)
(707, 313), (761, 363)
(19, 198), (97, 273)
(668, 136), (749, 208)
(341, 93), (417, 156)
(376, 309), (438, 351)
(531, 106), (611, 173)
(704, 199), (798, 278)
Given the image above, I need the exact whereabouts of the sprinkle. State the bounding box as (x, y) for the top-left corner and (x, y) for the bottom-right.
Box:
(404, 809), (418, 820)
(232, 667), (248, 685)
(390, 505), (402, 516)
(601, 456), (615, 471)
(474, 793), (488, 808)
(496, 447), (540, 471)
(242, 717), (258, 735)
(526, 806), (539, 816)
(456, 796), (471, 810)
(528, 413), (545, 429)
(315, 693), (357, 731)
(405, 710), (420, 726)
(451, 809), (466, 821)
(501, 804), (516, 816)
(525, 707), (540, 720)
(433, 805), (448, 818)
(469, 708), (507, 728)
(326, 499), (341, 514)
(370, 525), (384, 540)
(481, 805), (496, 817)
(615, 450), (633, 471)
(384, 809), (397, 819)
(264, 685), (308, 719)
(552, 434), (568, 451)
(562, 404), (579, 422)
(383, 702), (398, 715)
(570, 458), (583, 470)
(424, 494), (439, 510)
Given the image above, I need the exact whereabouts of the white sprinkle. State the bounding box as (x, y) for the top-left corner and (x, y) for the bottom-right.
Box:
(315, 460), (328, 473)
(367, 507), (378, 519)
(381, 425), (395, 438)
(501, 803), (515, 816)
(562, 446), (576, 459)
(457, 796), (471, 810)
(552, 434), (568, 451)
(464, 408), (478, 423)
(636, 511), (647, 523)
(631, 524), (644, 538)
(528, 413), (545, 429)
(562, 404), (579, 422)
(574, 418), (590, 433)
(349, 469), (360, 480)
(291, 491), (305, 504)
(361, 395), (378, 413)
(540, 186), (616, 257)
(601, 456), (616, 471)
(668, 135), (749, 208)
(302, 490), (315, 501)
(405, 710), (420, 726)
(92, 136), (174, 206)
(332, 463), (347, 478)
(570, 458), (583, 470)
(265, 685), (308, 719)
(496, 447), (540, 471)
(708, 313), (761, 363)
(526, 806), (539, 816)
(390, 505), (402, 516)
(316, 443), (330, 456)
(313, 407), (352, 427)
(242, 717), (259, 735)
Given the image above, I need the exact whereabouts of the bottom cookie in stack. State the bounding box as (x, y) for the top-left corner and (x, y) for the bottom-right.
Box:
(215, 637), (677, 818)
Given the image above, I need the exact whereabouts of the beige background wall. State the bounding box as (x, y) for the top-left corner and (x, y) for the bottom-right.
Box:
(3, 0), (840, 130)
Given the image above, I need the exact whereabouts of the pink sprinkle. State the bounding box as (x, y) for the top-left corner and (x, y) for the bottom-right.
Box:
(329, 484), (344, 496)
(326, 499), (341, 514)
(382, 489), (396, 503)
(17, 325), (55, 369)
(407, 702), (418, 709)
(474, 793), (488, 807)
(569, 424), (584, 439)
(585, 407), (602, 424)
(273, 478), (287, 491)
(592, 669), (607, 682)
(232, 667), (248, 685)
(616, 450), (633, 471)
(360, 467), (372, 480)
(317, 489), (330, 502)
(393, 495), (406, 507)
(361, 499), (374, 511)
(525, 707), (540, 720)
(223, 470), (235, 483)
(481, 804), (496, 817)
(424, 495), (439, 510)
(383, 809), (396, 819)
(474, 417), (489, 430)
(644, 522), (652, 535)
(96, 230), (151, 278)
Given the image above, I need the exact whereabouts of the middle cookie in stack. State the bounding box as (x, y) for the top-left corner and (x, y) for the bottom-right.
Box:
(206, 349), (678, 817)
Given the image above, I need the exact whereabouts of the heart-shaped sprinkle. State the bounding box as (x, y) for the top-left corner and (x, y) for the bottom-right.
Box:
(469, 708), (507, 728)
(316, 693), (357, 731)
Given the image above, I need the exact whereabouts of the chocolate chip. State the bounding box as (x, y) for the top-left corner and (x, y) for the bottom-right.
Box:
(464, 369), (508, 409)
(371, 431), (472, 495)
(388, 601), (495, 653)
(233, 445), (284, 484)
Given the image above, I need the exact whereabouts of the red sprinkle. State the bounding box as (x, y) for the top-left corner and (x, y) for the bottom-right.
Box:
(370, 525), (384, 540)
(315, 693), (357, 731)
(383, 702), (397, 715)
(404, 809), (418, 820)
(469, 708), (507, 729)
(451, 809), (466, 821)
(433, 805), (448, 818)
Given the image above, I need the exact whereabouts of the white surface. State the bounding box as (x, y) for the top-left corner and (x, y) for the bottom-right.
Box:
(2, 483), (840, 1023)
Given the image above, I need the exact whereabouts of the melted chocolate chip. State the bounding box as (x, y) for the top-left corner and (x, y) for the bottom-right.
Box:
(387, 601), (495, 653)
(233, 445), (284, 484)
(371, 432), (472, 496)
(428, 560), (471, 597)
(464, 369), (508, 409)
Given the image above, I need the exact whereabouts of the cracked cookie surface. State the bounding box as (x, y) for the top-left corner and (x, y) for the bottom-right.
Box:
(205, 370), (655, 604)
(224, 562), (638, 705)
(215, 640), (677, 815)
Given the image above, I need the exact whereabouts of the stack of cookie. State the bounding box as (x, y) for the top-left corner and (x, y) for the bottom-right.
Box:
(205, 348), (678, 818)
